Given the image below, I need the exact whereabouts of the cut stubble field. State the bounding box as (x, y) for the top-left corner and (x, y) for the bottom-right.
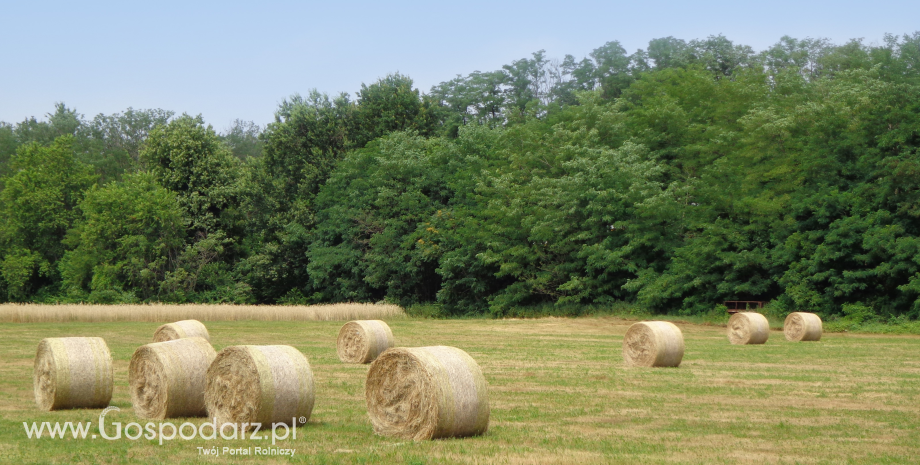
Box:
(1, 315), (919, 464)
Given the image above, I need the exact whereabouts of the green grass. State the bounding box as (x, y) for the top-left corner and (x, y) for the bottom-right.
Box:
(2, 318), (920, 463)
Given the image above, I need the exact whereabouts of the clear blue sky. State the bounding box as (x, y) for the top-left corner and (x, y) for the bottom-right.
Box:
(2, 0), (917, 131)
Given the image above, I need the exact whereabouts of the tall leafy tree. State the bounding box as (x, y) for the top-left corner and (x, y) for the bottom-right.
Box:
(141, 114), (243, 238)
(221, 119), (263, 159)
(0, 136), (96, 299)
(240, 91), (354, 302)
(60, 172), (187, 302)
(354, 73), (434, 147)
(83, 107), (174, 180)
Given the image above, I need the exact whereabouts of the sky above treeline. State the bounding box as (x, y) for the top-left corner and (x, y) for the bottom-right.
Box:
(2, 0), (918, 131)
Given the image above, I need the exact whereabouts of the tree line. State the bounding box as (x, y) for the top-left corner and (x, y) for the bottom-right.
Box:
(2, 33), (919, 320)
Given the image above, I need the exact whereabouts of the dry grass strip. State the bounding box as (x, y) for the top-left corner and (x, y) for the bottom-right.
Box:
(365, 346), (490, 441)
(34, 337), (113, 410)
(784, 312), (823, 341)
(0, 303), (405, 323)
(623, 321), (685, 367)
(205, 345), (315, 431)
(153, 319), (210, 342)
(337, 320), (395, 364)
(727, 312), (770, 345)
(129, 337), (217, 419)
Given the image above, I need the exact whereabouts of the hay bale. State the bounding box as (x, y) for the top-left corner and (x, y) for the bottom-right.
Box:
(784, 312), (822, 342)
(34, 337), (113, 410)
(622, 321), (684, 367)
(205, 345), (314, 430)
(727, 312), (770, 345)
(153, 319), (210, 342)
(337, 320), (395, 364)
(365, 346), (490, 441)
(129, 337), (217, 419)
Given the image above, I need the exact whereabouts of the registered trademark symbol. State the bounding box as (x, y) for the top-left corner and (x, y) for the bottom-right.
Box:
(299, 416), (307, 424)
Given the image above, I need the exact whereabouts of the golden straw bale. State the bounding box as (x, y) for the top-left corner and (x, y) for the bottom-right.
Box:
(337, 320), (395, 364)
(153, 319), (210, 342)
(622, 321), (684, 367)
(129, 337), (217, 419)
(727, 312), (770, 345)
(784, 312), (823, 341)
(205, 345), (314, 430)
(34, 337), (113, 410)
(365, 346), (490, 441)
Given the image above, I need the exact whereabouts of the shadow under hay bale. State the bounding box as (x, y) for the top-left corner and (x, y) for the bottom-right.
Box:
(365, 346), (490, 441)
(205, 345), (314, 431)
(34, 337), (113, 411)
(337, 320), (395, 364)
(784, 312), (822, 341)
(727, 312), (770, 345)
(153, 319), (210, 342)
(129, 337), (216, 419)
(623, 321), (684, 367)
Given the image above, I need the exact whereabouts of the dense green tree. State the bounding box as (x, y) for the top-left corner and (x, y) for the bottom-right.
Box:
(82, 107), (174, 180)
(309, 132), (454, 303)
(354, 73), (435, 147)
(647, 37), (689, 70)
(59, 172), (187, 302)
(221, 119), (263, 159)
(141, 115), (243, 237)
(240, 91), (354, 302)
(0, 123), (16, 180)
(0, 136), (96, 300)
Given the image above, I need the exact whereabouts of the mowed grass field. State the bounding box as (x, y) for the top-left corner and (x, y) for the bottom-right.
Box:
(1, 317), (919, 464)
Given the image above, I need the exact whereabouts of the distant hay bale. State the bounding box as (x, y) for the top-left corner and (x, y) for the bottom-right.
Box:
(365, 346), (490, 441)
(623, 321), (684, 367)
(153, 319), (210, 342)
(727, 312), (770, 345)
(129, 337), (217, 419)
(33, 337), (113, 411)
(337, 320), (395, 364)
(784, 312), (823, 342)
(205, 345), (314, 430)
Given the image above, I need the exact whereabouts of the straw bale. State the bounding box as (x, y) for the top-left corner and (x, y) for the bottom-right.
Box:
(205, 345), (314, 430)
(784, 312), (822, 342)
(365, 346), (490, 440)
(129, 337), (216, 419)
(622, 321), (684, 367)
(337, 320), (395, 364)
(727, 312), (770, 345)
(34, 337), (113, 410)
(153, 319), (210, 342)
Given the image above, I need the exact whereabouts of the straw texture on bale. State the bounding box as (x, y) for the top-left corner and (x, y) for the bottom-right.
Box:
(153, 319), (210, 342)
(727, 312), (770, 345)
(365, 346), (490, 441)
(205, 345), (314, 430)
(34, 337), (113, 411)
(337, 320), (395, 364)
(129, 337), (217, 419)
(623, 321), (684, 367)
(784, 312), (823, 342)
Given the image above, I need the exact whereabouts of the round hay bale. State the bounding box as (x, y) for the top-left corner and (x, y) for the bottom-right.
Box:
(153, 319), (210, 342)
(129, 337), (217, 419)
(205, 345), (314, 430)
(34, 337), (113, 411)
(784, 312), (822, 342)
(622, 321), (684, 367)
(365, 346), (490, 441)
(336, 320), (395, 364)
(727, 312), (770, 345)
